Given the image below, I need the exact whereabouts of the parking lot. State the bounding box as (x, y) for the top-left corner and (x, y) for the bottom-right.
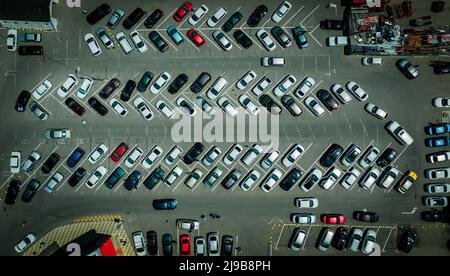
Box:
(0, 0), (449, 256)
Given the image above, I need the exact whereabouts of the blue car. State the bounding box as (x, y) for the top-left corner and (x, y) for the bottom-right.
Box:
(107, 8), (125, 29)
(292, 26), (308, 49)
(425, 136), (450, 148)
(167, 26), (184, 45)
(153, 199), (177, 210)
(105, 167), (126, 189)
(67, 147), (85, 168)
(425, 123), (450, 136)
(124, 171), (142, 191)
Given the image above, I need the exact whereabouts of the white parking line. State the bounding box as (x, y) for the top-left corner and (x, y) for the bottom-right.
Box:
(197, 29), (222, 51)
(0, 174), (14, 189)
(38, 79), (65, 104)
(239, 29), (264, 51)
(179, 32), (200, 51)
(141, 35), (157, 52)
(30, 73), (53, 93)
(159, 31), (179, 51)
(282, 6), (304, 27)
(299, 5), (320, 26)
(157, 8), (178, 29)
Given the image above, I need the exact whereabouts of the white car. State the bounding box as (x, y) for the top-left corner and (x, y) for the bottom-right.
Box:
(155, 100), (174, 119)
(256, 29), (276, 52)
(207, 77), (228, 100)
(141, 146), (164, 169)
(424, 197), (448, 207)
(346, 81), (368, 102)
(150, 72), (171, 94)
(291, 213), (316, 224)
(165, 166), (184, 186)
(86, 166), (108, 189)
(294, 198), (319, 208)
(261, 169), (283, 192)
(282, 144), (305, 167)
(242, 144), (263, 166)
(432, 97), (450, 108)
(21, 151), (42, 173)
(185, 169), (203, 189)
(84, 33), (102, 56)
(239, 95), (260, 115)
(294, 77), (316, 98)
(189, 4), (209, 26)
(33, 80), (53, 101)
(177, 219), (200, 230)
(88, 144), (109, 164)
(362, 57), (382, 66)
(212, 30), (233, 51)
(427, 151), (450, 164)
(132, 232), (147, 256)
(425, 183), (450, 194)
(217, 97), (238, 117)
(77, 78), (93, 99)
(30, 102), (49, 121)
(327, 36), (349, 47)
(116, 32), (134, 54)
(46, 128), (71, 139)
(273, 75), (297, 97)
(6, 29), (17, 52)
(177, 97), (197, 117)
(260, 149), (280, 169)
(378, 167), (400, 189)
(330, 84), (352, 104)
(358, 146), (380, 168)
(424, 167), (450, 180)
(202, 147), (221, 167)
(44, 172), (64, 193)
(207, 233), (220, 256)
(386, 121), (414, 146)
(125, 148), (144, 168)
(57, 75), (78, 98)
(261, 57), (285, 67)
(359, 167), (381, 189)
(240, 170), (261, 191)
(289, 228), (306, 251)
(10, 151), (21, 174)
(252, 77), (272, 96)
(340, 167), (361, 189)
(365, 103), (388, 120)
(14, 233), (36, 253)
(304, 96), (326, 117)
(223, 144), (243, 165)
(207, 7), (228, 27)
(130, 31), (148, 53)
(272, 1), (292, 23)
(361, 230), (377, 255)
(165, 146), (183, 165)
(109, 98), (128, 117)
(320, 167), (342, 190)
(195, 96), (216, 116)
(134, 97), (154, 121)
(236, 71), (257, 90)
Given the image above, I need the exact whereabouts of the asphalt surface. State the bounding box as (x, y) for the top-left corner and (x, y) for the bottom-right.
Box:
(0, 0), (449, 256)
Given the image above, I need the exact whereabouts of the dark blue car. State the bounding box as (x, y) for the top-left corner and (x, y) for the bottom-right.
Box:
(425, 123), (450, 136)
(425, 136), (450, 148)
(67, 147), (85, 168)
(153, 199), (177, 210)
(124, 171), (142, 191)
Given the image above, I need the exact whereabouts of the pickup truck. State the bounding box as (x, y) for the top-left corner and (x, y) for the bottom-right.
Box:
(327, 36), (348, 47)
(19, 33), (42, 42)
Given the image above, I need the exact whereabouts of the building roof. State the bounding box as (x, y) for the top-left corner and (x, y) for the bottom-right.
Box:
(0, 0), (51, 22)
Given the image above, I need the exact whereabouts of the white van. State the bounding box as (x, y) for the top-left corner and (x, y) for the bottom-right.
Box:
(116, 32), (134, 54)
(207, 77), (228, 100)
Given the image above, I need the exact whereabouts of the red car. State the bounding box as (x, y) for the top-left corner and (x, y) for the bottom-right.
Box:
(187, 29), (206, 47)
(174, 2), (193, 22)
(111, 143), (129, 163)
(321, 214), (346, 225)
(180, 234), (191, 256)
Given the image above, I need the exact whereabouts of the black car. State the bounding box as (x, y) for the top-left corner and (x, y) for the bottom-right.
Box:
(146, 231), (158, 256)
(137, 71), (154, 93)
(376, 148), (397, 168)
(68, 167), (87, 188)
(123, 8), (145, 30)
(221, 235), (234, 256)
(149, 31), (169, 52)
(5, 180), (21, 205)
(320, 144), (344, 168)
(18, 45), (44, 56)
(162, 233), (173, 256)
(398, 230), (417, 253)
(86, 4), (111, 25)
(280, 168), (303, 191)
(88, 97), (108, 116)
(247, 5), (268, 27)
(222, 11), (243, 32)
(353, 211), (379, 223)
(233, 30), (253, 49)
(221, 169), (242, 190)
(21, 179), (41, 203)
(120, 80), (137, 101)
(332, 227), (349, 251)
(271, 26), (292, 48)
(168, 74), (189, 94)
(259, 95), (282, 115)
(105, 167), (126, 189)
(434, 65), (450, 75)
(421, 210), (448, 222)
(100, 78), (121, 99)
(317, 89), (339, 112)
(341, 144), (361, 166)
(144, 9), (163, 28)
(143, 167), (165, 190)
(41, 153), (61, 174)
(124, 171), (142, 191)
(65, 97), (86, 116)
(190, 72), (211, 93)
(320, 19), (344, 30)
(183, 143), (205, 164)
(15, 90), (31, 112)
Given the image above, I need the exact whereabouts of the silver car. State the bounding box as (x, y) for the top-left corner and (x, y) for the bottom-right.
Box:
(207, 232), (220, 256)
(289, 228), (306, 252)
(212, 30), (233, 51)
(358, 146), (380, 168)
(340, 167), (361, 189)
(361, 229), (377, 255)
(424, 183), (450, 194)
(347, 228), (364, 252)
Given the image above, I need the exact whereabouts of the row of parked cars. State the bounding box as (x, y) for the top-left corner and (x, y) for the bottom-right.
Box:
(6, 29), (44, 56)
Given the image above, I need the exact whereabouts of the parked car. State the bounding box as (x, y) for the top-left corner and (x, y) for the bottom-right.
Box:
(116, 32), (134, 54)
(280, 169), (303, 191)
(239, 95), (260, 115)
(353, 211), (379, 223)
(165, 166), (183, 186)
(84, 33), (102, 56)
(86, 4), (111, 25)
(187, 29), (206, 47)
(316, 227), (334, 252)
(104, 167), (125, 189)
(177, 97), (197, 116)
(150, 72), (171, 94)
(396, 170), (417, 194)
(57, 75), (78, 98)
(207, 7), (228, 27)
(292, 26), (308, 49)
(109, 98), (128, 117)
(174, 2), (193, 22)
(191, 72), (212, 93)
(21, 180), (40, 203)
(271, 26), (292, 48)
(204, 167), (223, 188)
(346, 81), (368, 101)
(304, 96), (325, 117)
(222, 11), (243, 32)
(141, 146), (163, 169)
(242, 144), (263, 166)
(78, 78), (94, 99)
(425, 123), (450, 136)
(260, 149), (280, 169)
(32, 80), (52, 101)
(106, 8), (125, 29)
(88, 144), (109, 164)
(10, 152), (21, 174)
(155, 100), (175, 118)
(148, 31), (169, 52)
(253, 77), (273, 96)
(426, 136), (450, 148)
(273, 75), (296, 97)
(320, 19), (344, 30)
(272, 1), (292, 23)
(299, 168), (323, 192)
(221, 235), (234, 256)
(67, 147), (85, 168)
(130, 31), (148, 53)
(248, 5), (268, 27)
(99, 78), (121, 99)
(22, 151), (42, 173)
(424, 196), (448, 207)
(260, 169), (283, 192)
(282, 144), (304, 167)
(207, 232), (220, 256)
(167, 26), (184, 45)
(65, 97), (86, 116)
(295, 77), (316, 98)
(321, 214), (346, 225)
(386, 121), (414, 146)
(120, 80), (137, 102)
(291, 213), (316, 224)
(424, 167), (450, 180)
(217, 97), (238, 117)
(223, 144), (243, 165)
(256, 29), (276, 52)
(378, 167), (400, 189)
(202, 147), (221, 167)
(359, 167), (381, 189)
(88, 97), (108, 116)
(30, 102), (49, 120)
(144, 9), (163, 28)
(14, 233), (36, 253)
(143, 167), (165, 190)
(327, 36), (348, 47)
(359, 146), (380, 168)
(347, 228), (364, 251)
(425, 183), (450, 194)
(188, 5), (209, 26)
(123, 7), (145, 29)
(180, 234), (191, 256)
(317, 89), (339, 112)
(398, 230), (417, 253)
(183, 143), (205, 165)
(153, 199), (177, 210)
(5, 180), (21, 205)
(289, 228), (306, 251)
(85, 166), (108, 189)
(124, 171), (143, 191)
(132, 231), (147, 256)
(340, 167), (361, 189)
(361, 229), (377, 254)
(433, 97), (450, 108)
(162, 234), (173, 256)
(320, 167), (342, 190)
(233, 30), (252, 49)
(365, 103), (388, 120)
(6, 29), (17, 51)
(237, 71), (257, 90)
(330, 84), (352, 104)
(41, 153), (61, 174)
(194, 236), (205, 256)
(240, 170), (260, 191)
(320, 144), (344, 168)
(185, 169), (203, 189)
(18, 46), (44, 56)
(146, 231), (158, 256)
(168, 74), (189, 94)
(362, 57), (382, 66)
(332, 227), (349, 251)
(165, 146), (183, 165)
(44, 172), (64, 193)
(221, 169), (242, 190)
(376, 148), (397, 168)
(396, 59), (419, 79)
